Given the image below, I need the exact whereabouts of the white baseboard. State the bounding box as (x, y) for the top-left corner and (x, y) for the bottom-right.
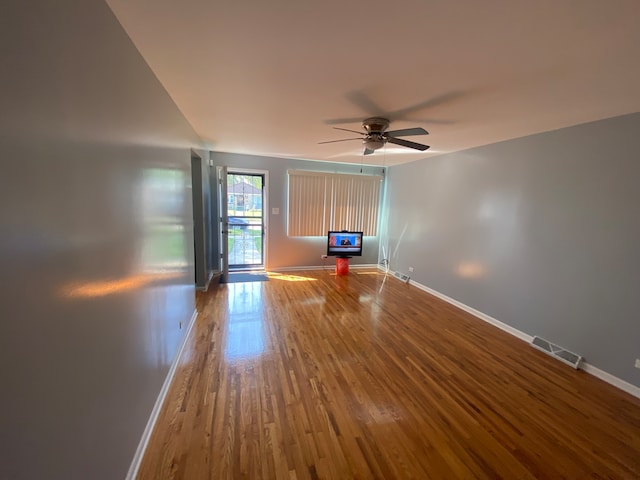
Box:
(268, 265), (325, 272)
(197, 270), (216, 292)
(407, 276), (533, 344)
(384, 269), (640, 400)
(581, 363), (640, 399)
(126, 308), (199, 480)
(270, 263), (378, 273)
(344, 264), (379, 270)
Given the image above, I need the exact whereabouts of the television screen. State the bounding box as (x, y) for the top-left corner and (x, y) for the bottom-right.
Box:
(327, 231), (363, 257)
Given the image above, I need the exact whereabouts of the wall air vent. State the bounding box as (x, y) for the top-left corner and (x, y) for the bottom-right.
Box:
(393, 271), (410, 283)
(531, 336), (583, 369)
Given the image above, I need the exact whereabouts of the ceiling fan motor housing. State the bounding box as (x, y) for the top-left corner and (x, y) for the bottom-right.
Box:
(362, 117), (390, 134)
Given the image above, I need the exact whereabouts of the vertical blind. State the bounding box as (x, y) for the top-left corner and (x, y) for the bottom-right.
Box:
(287, 170), (382, 236)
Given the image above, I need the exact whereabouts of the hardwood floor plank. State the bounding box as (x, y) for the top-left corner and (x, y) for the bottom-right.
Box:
(137, 270), (640, 479)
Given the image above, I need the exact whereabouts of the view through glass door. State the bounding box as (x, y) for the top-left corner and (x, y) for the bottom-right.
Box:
(227, 172), (265, 270)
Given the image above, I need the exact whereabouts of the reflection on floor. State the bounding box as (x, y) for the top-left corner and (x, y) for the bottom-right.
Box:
(224, 282), (265, 361)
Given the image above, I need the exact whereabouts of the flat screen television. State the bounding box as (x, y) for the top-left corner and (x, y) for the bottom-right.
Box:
(327, 231), (363, 257)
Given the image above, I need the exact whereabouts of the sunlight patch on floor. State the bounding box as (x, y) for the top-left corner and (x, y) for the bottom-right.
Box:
(266, 272), (318, 282)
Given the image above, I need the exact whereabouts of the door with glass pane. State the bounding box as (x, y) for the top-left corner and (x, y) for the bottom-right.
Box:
(226, 172), (265, 269)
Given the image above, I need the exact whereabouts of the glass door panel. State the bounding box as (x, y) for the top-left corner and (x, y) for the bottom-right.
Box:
(227, 172), (264, 269)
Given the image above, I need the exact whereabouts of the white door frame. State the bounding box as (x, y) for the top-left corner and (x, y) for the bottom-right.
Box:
(219, 167), (269, 273)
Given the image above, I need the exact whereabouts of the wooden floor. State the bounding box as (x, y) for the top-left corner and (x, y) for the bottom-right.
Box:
(138, 269), (640, 479)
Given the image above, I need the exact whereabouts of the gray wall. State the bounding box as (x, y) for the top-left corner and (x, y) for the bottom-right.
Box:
(0, 1), (202, 479)
(211, 152), (383, 269)
(385, 113), (640, 387)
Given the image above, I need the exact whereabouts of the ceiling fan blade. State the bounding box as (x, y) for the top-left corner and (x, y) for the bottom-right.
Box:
(324, 116), (366, 125)
(389, 90), (466, 119)
(333, 127), (365, 135)
(346, 90), (385, 115)
(385, 127), (428, 137)
(318, 138), (362, 144)
(404, 118), (456, 125)
(387, 136), (430, 151)
(363, 148), (375, 155)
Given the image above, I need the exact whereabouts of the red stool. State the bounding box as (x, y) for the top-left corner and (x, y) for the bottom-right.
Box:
(336, 257), (350, 276)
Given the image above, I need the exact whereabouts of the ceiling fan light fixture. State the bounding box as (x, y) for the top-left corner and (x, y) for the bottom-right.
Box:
(363, 136), (385, 151)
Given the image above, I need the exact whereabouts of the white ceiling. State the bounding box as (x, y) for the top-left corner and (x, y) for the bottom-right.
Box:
(106, 0), (640, 166)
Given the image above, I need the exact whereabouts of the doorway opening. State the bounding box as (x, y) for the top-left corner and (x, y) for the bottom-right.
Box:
(226, 171), (266, 271)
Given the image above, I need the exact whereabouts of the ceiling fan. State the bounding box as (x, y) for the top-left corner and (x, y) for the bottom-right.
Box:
(319, 117), (430, 155)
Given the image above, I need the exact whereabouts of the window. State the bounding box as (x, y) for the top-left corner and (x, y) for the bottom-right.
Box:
(287, 170), (382, 236)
